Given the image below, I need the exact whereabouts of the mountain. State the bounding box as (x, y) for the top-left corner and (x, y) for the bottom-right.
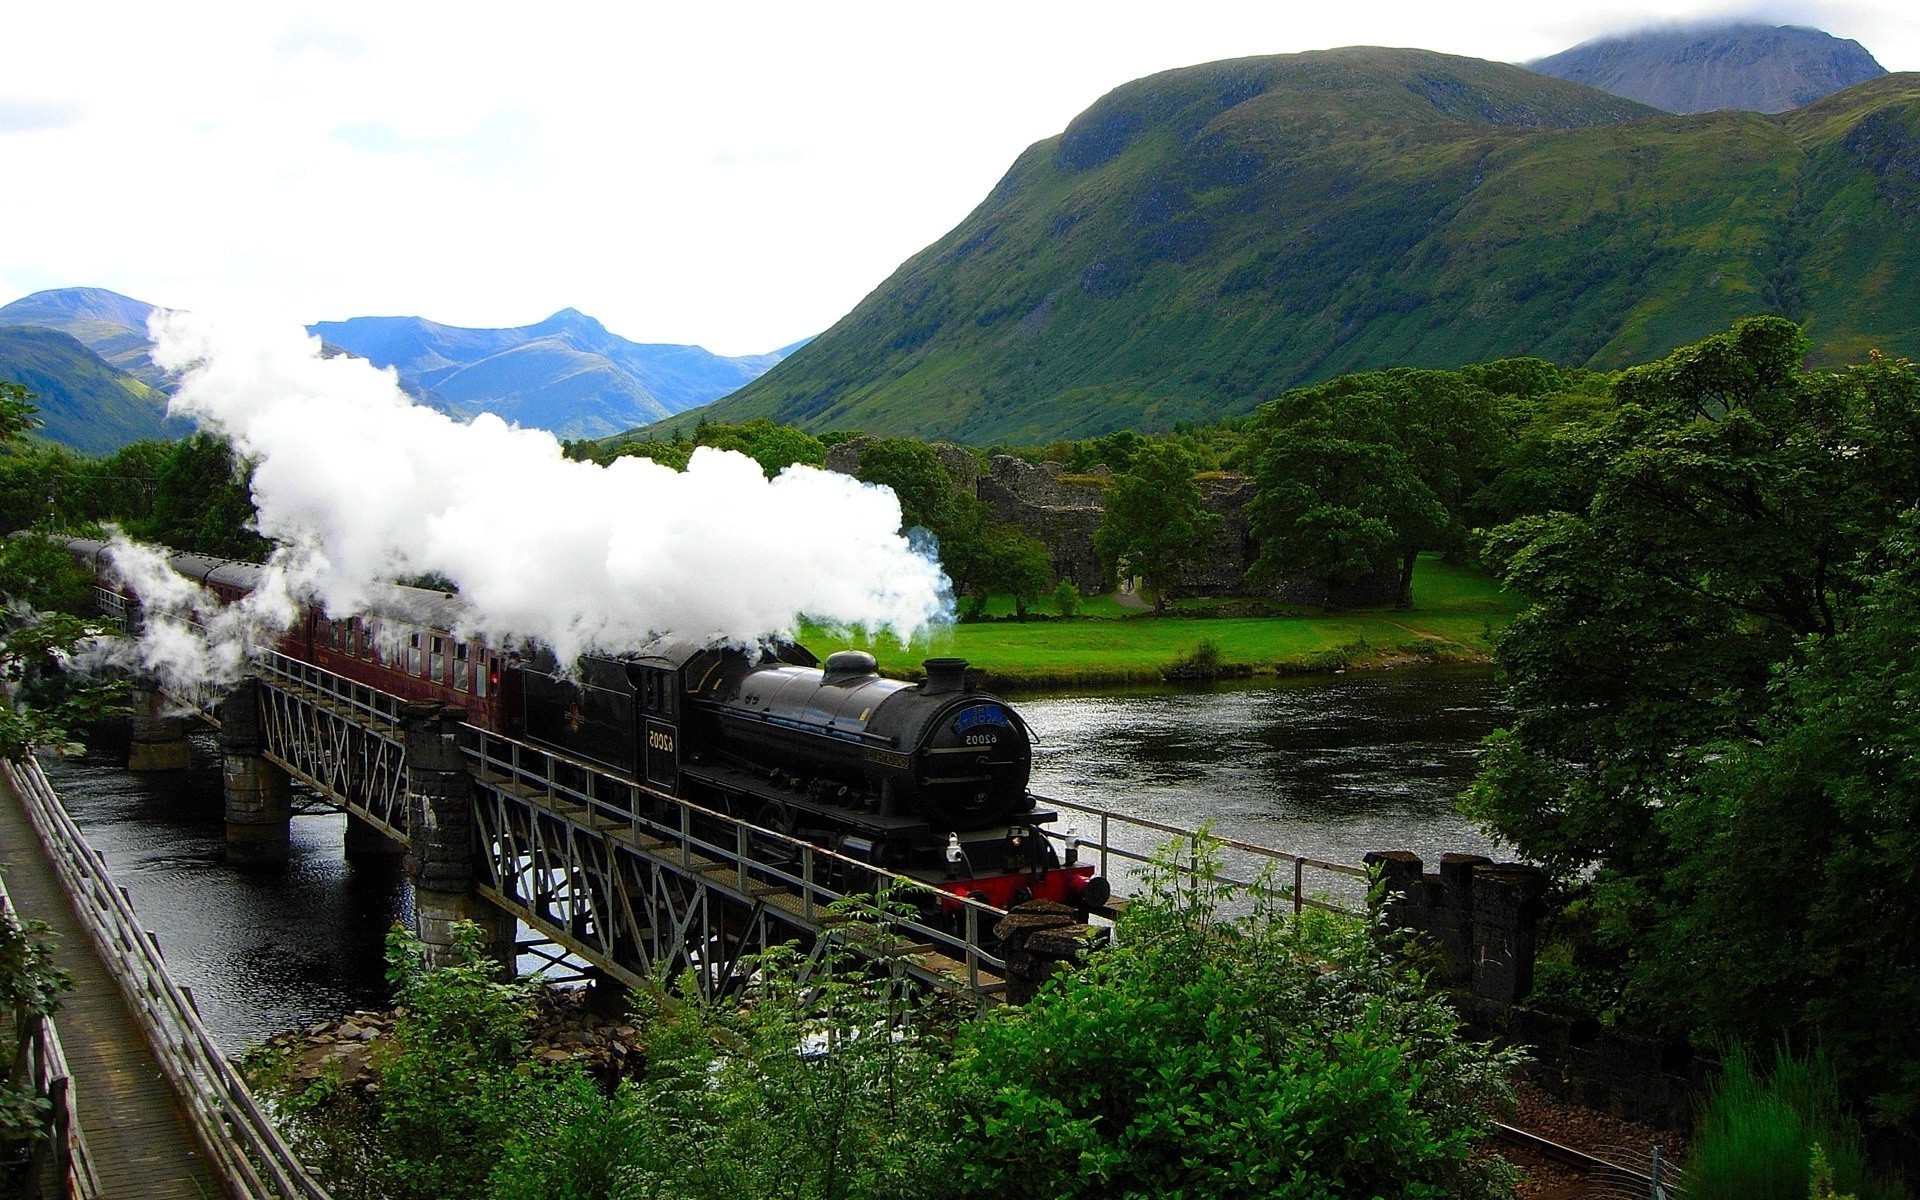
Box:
(1529, 23), (1885, 115)
(0, 326), (190, 455)
(0, 287), (171, 389)
(656, 48), (1920, 445)
(308, 309), (795, 438)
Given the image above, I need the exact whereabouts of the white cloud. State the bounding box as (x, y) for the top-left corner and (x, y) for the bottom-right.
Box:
(1, 0), (1913, 355)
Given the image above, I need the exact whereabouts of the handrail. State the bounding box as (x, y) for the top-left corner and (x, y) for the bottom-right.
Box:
(1, 758), (333, 1200)
(0, 872), (97, 1199)
(1036, 794), (1371, 916)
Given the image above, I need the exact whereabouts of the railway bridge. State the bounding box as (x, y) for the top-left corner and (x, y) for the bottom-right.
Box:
(122, 642), (1369, 1005)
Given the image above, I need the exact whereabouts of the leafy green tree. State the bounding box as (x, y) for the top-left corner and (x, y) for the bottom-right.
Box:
(1465, 321), (1920, 1128)
(693, 418), (826, 477)
(1094, 442), (1221, 611)
(1242, 368), (1498, 606)
(0, 388), (126, 760)
(1627, 512), (1920, 1130)
(139, 432), (269, 561)
(937, 494), (1054, 619)
(1465, 320), (1919, 880)
(946, 838), (1520, 1199)
(0, 382), (38, 446)
(853, 437), (953, 532)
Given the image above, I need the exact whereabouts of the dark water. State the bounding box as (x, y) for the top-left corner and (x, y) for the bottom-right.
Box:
(42, 729), (412, 1054)
(38, 669), (1507, 1051)
(1021, 667), (1508, 885)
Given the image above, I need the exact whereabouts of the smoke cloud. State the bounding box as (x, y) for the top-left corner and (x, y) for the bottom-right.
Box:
(112, 312), (952, 686)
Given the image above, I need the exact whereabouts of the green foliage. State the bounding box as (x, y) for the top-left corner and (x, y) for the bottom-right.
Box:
(0, 903), (71, 1146)
(0, 383), (37, 446)
(945, 838), (1521, 1200)
(1685, 1046), (1904, 1200)
(138, 432), (269, 561)
(1466, 323), (1920, 1130)
(612, 418), (829, 478)
(375, 924), (541, 1200)
(1626, 509), (1920, 1126)
(1051, 578), (1082, 617)
(1243, 368), (1499, 606)
(852, 437), (953, 532)
(1094, 442), (1221, 611)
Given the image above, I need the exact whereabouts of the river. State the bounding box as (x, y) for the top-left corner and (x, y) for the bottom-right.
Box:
(39, 667), (1506, 1052)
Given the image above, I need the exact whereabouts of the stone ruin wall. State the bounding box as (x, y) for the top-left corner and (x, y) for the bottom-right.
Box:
(828, 438), (1261, 597)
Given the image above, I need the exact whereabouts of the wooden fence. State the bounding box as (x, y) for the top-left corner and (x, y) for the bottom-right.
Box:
(2, 758), (332, 1200)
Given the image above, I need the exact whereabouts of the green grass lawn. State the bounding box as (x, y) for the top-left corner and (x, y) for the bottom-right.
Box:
(801, 554), (1519, 691)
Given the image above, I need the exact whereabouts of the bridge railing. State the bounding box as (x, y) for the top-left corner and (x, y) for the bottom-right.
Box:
(1, 758), (333, 1200)
(1036, 796), (1372, 916)
(463, 729), (1013, 992)
(0, 866), (97, 1200)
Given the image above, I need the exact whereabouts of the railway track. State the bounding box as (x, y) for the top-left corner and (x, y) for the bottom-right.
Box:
(1495, 1121), (1683, 1198)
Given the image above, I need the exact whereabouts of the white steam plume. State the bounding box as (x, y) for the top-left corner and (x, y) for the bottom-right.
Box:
(120, 313), (951, 685)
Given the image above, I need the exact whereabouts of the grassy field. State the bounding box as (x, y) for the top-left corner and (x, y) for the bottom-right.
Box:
(801, 554), (1519, 691)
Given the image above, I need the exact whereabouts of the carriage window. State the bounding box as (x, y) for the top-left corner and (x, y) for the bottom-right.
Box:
(477, 655), (491, 698)
(453, 643), (471, 692)
(359, 620), (374, 660)
(408, 631), (424, 676)
(326, 620), (340, 650)
(429, 636), (446, 683)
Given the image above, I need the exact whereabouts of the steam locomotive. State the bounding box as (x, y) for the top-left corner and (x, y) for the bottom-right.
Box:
(66, 537), (1108, 915)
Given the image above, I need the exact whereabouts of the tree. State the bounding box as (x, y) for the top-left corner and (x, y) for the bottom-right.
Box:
(939, 494), (1054, 619)
(1464, 319), (1918, 880)
(0, 382), (38, 446)
(1094, 442), (1220, 611)
(1462, 321), (1920, 1129)
(1242, 369), (1498, 606)
(139, 432), (270, 561)
(852, 438), (953, 532)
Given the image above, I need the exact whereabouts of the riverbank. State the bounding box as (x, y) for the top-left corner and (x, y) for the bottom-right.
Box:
(802, 555), (1518, 692)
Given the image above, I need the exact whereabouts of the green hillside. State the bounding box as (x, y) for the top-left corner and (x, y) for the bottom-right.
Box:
(659, 49), (1920, 444)
(0, 326), (188, 455)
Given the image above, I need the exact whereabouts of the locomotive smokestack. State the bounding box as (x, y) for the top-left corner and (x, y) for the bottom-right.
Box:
(922, 657), (969, 695)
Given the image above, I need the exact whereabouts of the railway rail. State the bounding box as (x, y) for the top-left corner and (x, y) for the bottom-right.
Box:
(1494, 1121), (1683, 1198)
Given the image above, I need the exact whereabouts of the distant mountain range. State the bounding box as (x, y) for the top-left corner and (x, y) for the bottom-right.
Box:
(1530, 22), (1885, 114)
(658, 38), (1920, 445)
(0, 288), (799, 453)
(309, 310), (799, 438)
(0, 324), (189, 456)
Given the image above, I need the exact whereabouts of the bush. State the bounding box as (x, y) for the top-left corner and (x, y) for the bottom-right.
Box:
(944, 839), (1521, 1199)
(1052, 579), (1083, 618)
(1685, 1046), (1907, 1200)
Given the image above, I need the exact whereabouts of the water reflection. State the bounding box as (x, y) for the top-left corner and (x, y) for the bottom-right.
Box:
(1021, 667), (1508, 871)
(41, 728), (410, 1054)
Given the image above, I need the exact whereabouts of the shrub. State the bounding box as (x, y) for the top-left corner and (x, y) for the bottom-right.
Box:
(1052, 579), (1083, 618)
(1685, 1046), (1907, 1200)
(944, 839), (1521, 1199)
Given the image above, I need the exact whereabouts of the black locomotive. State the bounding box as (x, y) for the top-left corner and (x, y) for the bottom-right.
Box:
(521, 641), (1107, 913)
(69, 534), (1107, 915)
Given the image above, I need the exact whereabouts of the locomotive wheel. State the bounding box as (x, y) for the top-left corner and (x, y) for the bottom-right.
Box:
(748, 799), (799, 864)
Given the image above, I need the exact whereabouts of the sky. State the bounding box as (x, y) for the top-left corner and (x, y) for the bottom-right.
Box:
(2, 1), (1915, 357)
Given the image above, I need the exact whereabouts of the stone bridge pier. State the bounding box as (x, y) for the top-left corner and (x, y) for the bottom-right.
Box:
(403, 703), (513, 968)
(218, 678), (292, 865)
(127, 685), (193, 772)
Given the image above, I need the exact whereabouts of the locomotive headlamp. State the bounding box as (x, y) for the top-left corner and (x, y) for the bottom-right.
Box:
(945, 833), (964, 865)
(1063, 836), (1080, 866)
